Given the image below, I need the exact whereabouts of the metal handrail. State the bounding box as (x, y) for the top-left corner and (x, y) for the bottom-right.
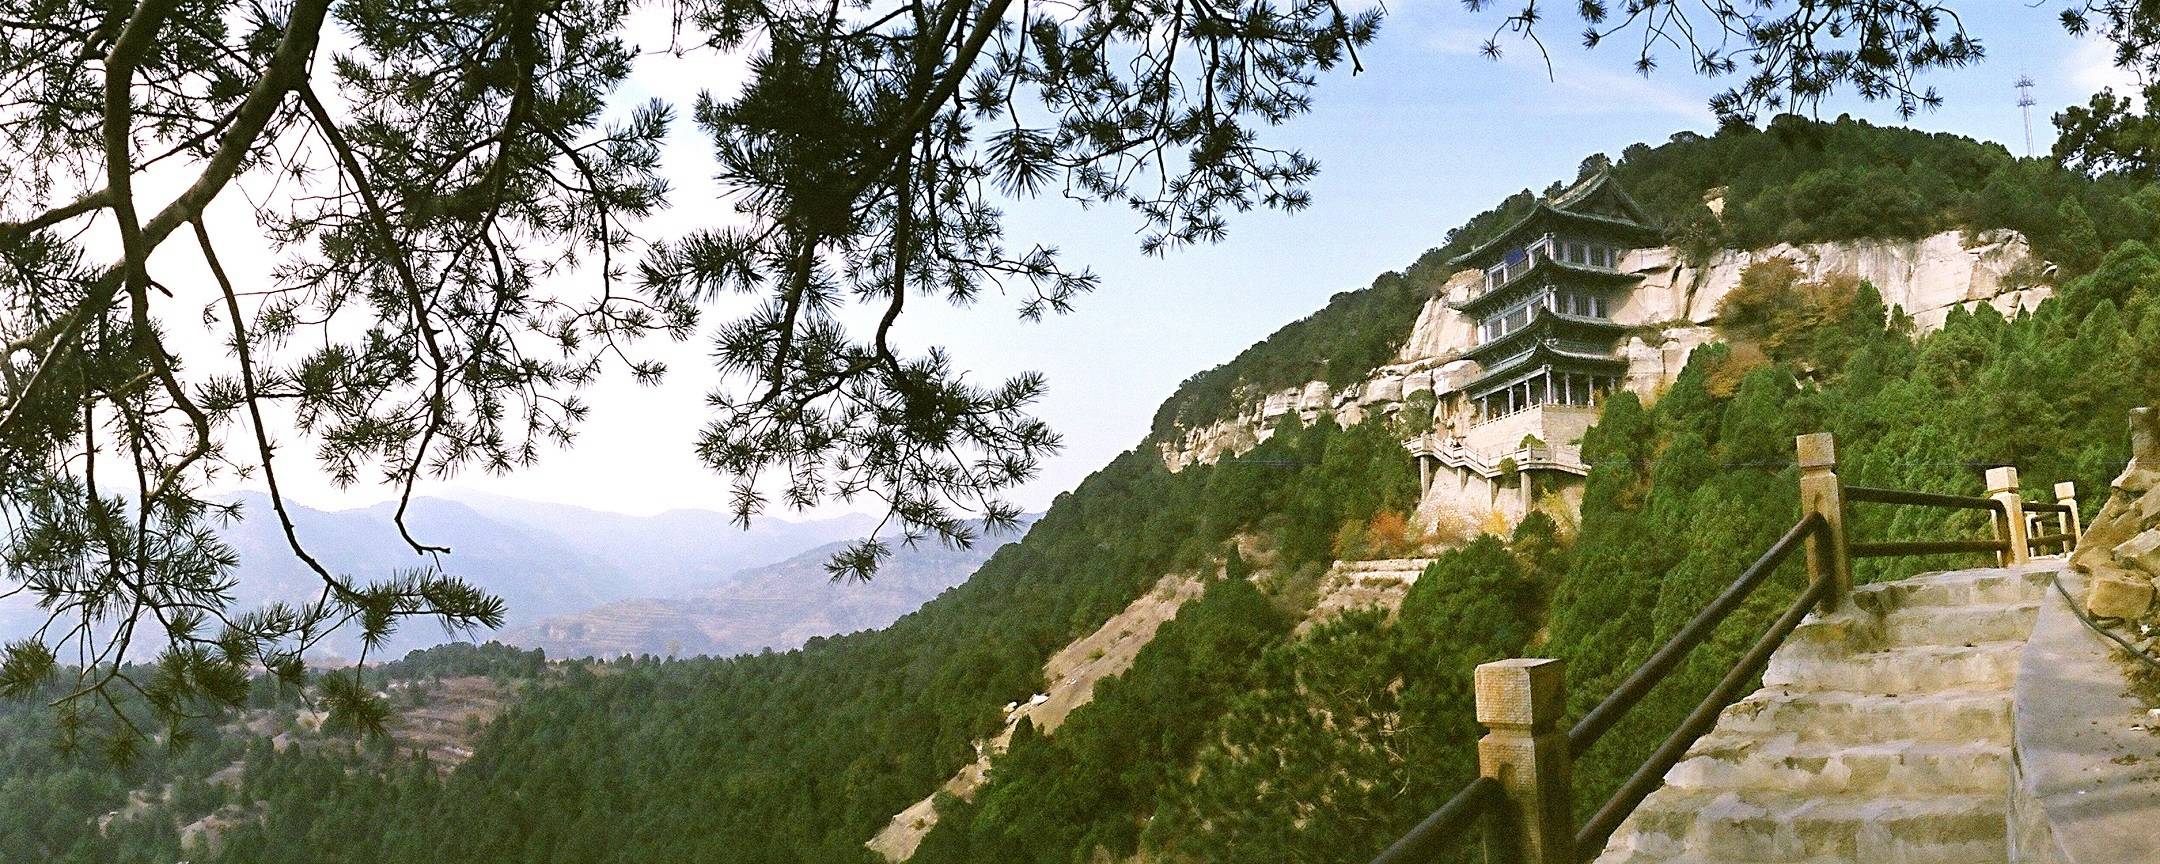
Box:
(1851, 538), (2009, 558)
(1369, 776), (1506, 864)
(1573, 576), (1831, 858)
(1842, 482), (2086, 562)
(1567, 514), (1821, 757)
(1843, 484), (2001, 511)
(1367, 434), (2083, 864)
(1370, 516), (1822, 864)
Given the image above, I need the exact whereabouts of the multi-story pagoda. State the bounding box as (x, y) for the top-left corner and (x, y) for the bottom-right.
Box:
(1403, 170), (1662, 525)
(1450, 170), (1660, 422)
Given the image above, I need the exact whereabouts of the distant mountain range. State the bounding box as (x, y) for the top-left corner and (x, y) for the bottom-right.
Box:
(510, 516), (1040, 659)
(0, 492), (883, 658)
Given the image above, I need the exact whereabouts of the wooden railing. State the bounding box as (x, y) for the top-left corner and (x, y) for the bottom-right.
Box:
(1369, 432), (2081, 864)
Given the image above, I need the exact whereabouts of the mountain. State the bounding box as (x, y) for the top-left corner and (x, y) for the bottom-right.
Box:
(0, 492), (882, 658)
(20, 117), (2160, 864)
(214, 494), (615, 648)
(511, 516), (1040, 659)
(441, 491), (881, 599)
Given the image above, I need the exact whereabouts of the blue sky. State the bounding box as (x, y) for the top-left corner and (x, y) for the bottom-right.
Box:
(266, 2), (2142, 518)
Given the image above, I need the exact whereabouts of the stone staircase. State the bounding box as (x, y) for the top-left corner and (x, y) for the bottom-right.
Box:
(1592, 563), (2057, 864)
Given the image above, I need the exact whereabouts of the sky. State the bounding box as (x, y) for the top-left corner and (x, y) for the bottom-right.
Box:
(160, 1), (2145, 521)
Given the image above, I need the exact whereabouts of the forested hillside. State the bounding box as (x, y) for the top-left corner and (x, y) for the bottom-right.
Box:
(179, 419), (1423, 863)
(0, 642), (548, 863)
(1154, 115), (2148, 435)
(907, 262), (2153, 863)
(9, 116), (2160, 864)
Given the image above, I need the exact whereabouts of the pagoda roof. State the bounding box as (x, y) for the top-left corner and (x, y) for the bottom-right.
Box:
(1449, 170), (1661, 268)
(1464, 341), (1627, 396)
(1463, 313), (1625, 363)
(1551, 168), (1647, 215)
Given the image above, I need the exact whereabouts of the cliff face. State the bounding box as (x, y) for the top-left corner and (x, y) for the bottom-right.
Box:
(1158, 230), (2050, 472)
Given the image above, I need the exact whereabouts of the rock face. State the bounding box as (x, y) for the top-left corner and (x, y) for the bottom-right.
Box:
(1156, 230), (2053, 532)
(2067, 407), (2160, 620)
(1593, 564), (2057, 864)
(1675, 230), (2043, 332)
(1393, 269), (1486, 361)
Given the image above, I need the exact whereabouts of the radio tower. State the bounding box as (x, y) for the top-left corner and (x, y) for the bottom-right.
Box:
(2017, 74), (2037, 158)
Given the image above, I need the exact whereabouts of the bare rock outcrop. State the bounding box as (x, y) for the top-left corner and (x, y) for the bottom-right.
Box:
(1393, 269), (1484, 362)
(1157, 230), (2052, 472)
(2069, 408), (2160, 619)
(865, 572), (1209, 862)
(1673, 230), (2045, 331)
(1299, 557), (1435, 632)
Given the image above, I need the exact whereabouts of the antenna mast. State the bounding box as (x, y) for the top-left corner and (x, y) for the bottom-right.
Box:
(2017, 74), (2037, 158)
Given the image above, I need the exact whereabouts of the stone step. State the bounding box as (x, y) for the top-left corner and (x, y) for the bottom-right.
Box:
(1605, 789), (2007, 864)
(1588, 566), (2042, 864)
(1714, 688), (2011, 746)
(1762, 640), (2022, 693)
(1596, 845), (1998, 864)
(1663, 735), (2008, 796)
(1881, 600), (2039, 644)
(1848, 567), (2049, 615)
(1786, 601), (2039, 654)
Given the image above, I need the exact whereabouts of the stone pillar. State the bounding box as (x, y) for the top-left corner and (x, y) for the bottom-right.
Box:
(1989, 466), (2030, 566)
(1796, 433), (1852, 611)
(1476, 658), (1572, 864)
(2055, 481), (2080, 552)
(1418, 455), (1434, 496)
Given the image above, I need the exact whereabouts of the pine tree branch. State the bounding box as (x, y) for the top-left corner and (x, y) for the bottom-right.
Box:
(0, 0), (332, 439)
(295, 84), (454, 557)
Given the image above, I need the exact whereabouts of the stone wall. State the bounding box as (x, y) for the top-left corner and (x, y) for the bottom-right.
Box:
(1462, 405), (1597, 457)
(2010, 566), (2160, 864)
(2008, 408), (2160, 864)
(2067, 407), (2160, 616)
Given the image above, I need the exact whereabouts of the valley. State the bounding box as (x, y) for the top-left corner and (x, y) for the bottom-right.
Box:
(10, 116), (2160, 864)
(515, 517), (1038, 659)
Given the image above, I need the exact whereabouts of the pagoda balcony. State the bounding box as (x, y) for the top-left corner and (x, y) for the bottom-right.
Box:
(1461, 403), (1600, 465)
(1473, 233), (1624, 298)
(1409, 428), (1589, 481)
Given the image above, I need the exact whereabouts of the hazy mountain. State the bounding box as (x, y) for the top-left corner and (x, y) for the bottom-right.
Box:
(0, 492), (882, 658)
(511, 516), (1040, 659)
(442, 491), (880, 598)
